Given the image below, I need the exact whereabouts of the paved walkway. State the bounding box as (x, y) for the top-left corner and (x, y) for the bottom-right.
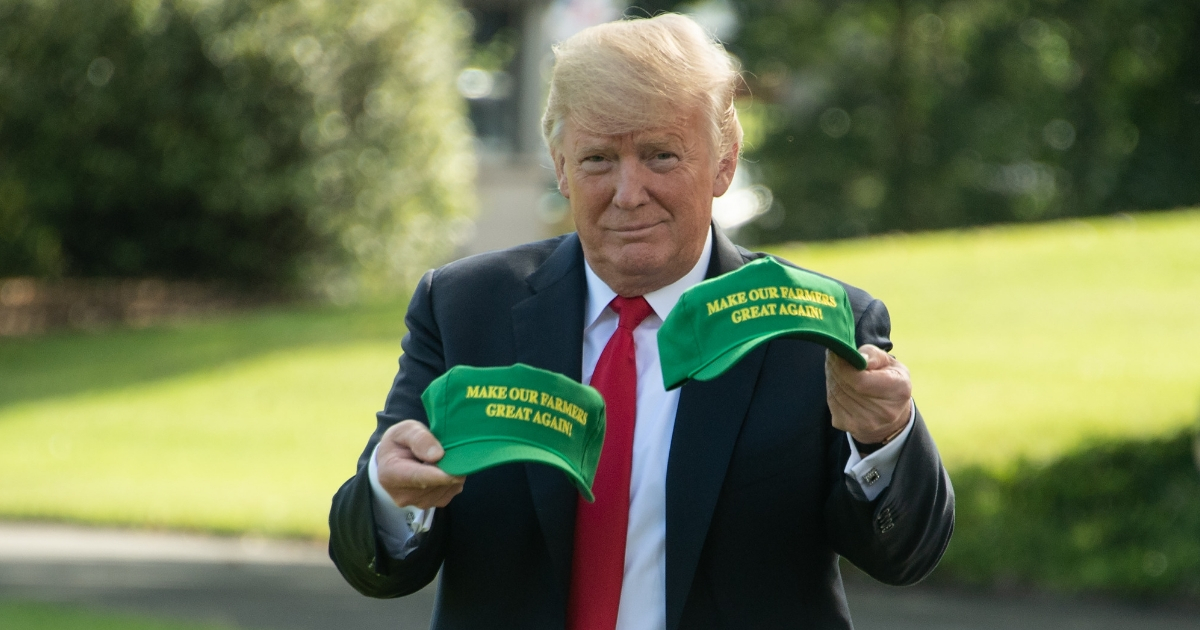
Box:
(1, 523), (1196, 629)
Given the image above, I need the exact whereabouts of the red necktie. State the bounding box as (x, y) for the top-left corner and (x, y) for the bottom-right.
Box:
(567, 295), (654, 630)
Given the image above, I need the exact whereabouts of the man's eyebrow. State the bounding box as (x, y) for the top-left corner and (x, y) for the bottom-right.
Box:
(576, 142), (612, 155)
(636, 135), (684, 150)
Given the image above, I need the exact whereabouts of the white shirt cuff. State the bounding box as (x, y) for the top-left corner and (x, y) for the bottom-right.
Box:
(368, 443), (435, 559)
(842, 401), (916, 502)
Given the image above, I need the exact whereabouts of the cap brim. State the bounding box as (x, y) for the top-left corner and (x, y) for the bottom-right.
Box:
(437, 439), (595, 502)
(687, 329), (867, 385)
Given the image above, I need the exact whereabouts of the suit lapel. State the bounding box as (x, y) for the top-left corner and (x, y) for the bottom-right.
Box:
(512, 234), (587, 591)
(664, 227), (766, 630)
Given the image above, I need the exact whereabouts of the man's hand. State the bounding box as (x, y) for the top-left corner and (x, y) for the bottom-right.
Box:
(826, 344), (913, 446)
(376, 420), (466, 510)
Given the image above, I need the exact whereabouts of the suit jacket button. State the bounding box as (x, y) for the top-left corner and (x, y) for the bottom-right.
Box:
(876, 508), (895, 533)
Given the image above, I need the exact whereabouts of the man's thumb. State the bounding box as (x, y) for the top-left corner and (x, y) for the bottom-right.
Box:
(859, 344), (891, 371)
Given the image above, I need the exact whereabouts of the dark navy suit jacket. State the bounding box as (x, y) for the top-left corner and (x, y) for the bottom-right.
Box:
(329, 227), (954, 629)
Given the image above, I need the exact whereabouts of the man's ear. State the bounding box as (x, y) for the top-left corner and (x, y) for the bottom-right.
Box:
(552, 149), (570, 199)
(712, 141), (739, 198)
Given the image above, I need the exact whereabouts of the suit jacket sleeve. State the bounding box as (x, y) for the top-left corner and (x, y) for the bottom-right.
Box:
(328, 269), (451, 598)
(824, 296), (955, 585)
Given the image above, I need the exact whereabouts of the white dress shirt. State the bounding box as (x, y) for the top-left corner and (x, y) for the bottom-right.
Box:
(368, 228), (913, 629)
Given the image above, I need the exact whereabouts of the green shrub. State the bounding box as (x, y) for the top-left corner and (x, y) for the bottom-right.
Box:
(938, 427), (1200, 599)
(0, 0), (475, 295)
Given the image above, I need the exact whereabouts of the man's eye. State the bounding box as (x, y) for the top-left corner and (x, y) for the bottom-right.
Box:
(656, 152), (675, 160)
(584, 155), (605, 162)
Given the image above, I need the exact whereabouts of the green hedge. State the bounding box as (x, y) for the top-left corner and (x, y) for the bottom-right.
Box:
(0, 0), (475, 296)
(938, 427), (1200, 599)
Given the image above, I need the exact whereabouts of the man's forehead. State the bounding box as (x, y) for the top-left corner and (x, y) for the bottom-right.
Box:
(567, 123), (695, 150)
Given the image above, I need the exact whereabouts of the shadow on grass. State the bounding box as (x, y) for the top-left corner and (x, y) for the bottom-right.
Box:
(0, 300), (408, 412)
(934, 427), (1200, 601)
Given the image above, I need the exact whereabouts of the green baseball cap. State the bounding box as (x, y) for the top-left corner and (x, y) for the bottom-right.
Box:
(422, 363), (607, 501)
(658, 257), (866, 390)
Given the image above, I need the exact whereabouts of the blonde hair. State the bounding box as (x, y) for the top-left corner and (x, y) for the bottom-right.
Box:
(541, 13), (743, 159)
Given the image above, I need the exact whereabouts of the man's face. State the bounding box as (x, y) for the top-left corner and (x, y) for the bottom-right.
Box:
(553, 112), (737, 296)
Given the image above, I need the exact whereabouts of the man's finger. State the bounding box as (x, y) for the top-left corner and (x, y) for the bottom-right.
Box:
(397, 473), (465, 510)
(858, 344), (892, 371)
(389, 420), (445, 463)
(825, 346), (887, 380)
(430, 481), (466, 508)
(395, 459), (464, 489)
(825, 350), (858, 392)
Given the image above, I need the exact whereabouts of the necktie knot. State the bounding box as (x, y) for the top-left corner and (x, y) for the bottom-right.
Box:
(611, 295), (653, 331)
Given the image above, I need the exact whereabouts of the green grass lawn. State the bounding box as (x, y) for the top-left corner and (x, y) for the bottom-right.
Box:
(0, 601), (235, 630)
(0, 210), (1197, 539)
(769, 209), (1200, 469)
(0, 301), (408, 538)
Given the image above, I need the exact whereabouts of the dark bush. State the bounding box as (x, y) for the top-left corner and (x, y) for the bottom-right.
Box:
(0, 0), (475, 295)
(939, 427), (1200, 600)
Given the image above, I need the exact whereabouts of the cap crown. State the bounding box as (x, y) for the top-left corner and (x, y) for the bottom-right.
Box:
(658, 257), (864, 390)
(423, 363), (607, 501)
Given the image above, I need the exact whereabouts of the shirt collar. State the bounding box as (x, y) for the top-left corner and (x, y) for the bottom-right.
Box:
(583, 227), (714, 329)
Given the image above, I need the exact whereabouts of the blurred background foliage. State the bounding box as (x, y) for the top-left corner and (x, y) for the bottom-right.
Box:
(943, 429), (1200, 600)
(648, 0), (1200, 243)
(3, 0), (1197, 290)
(0, 0), (476, 297)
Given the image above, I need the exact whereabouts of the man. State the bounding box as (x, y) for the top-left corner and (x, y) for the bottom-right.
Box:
(329, 13), (953, 630)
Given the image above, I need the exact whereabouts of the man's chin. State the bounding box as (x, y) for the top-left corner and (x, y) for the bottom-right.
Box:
(600, 246), (691, 291)
(611, 241), (671, 267)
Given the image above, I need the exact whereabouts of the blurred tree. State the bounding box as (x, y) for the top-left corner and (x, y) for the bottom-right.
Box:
(0, 0), (475, 296)
(635, 0), (1200, 242)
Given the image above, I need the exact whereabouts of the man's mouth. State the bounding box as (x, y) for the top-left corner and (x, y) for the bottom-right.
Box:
(609, 221), (664, 237)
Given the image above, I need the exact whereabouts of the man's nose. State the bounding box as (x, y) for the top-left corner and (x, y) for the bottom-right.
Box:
(611, 159), (651, 210)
